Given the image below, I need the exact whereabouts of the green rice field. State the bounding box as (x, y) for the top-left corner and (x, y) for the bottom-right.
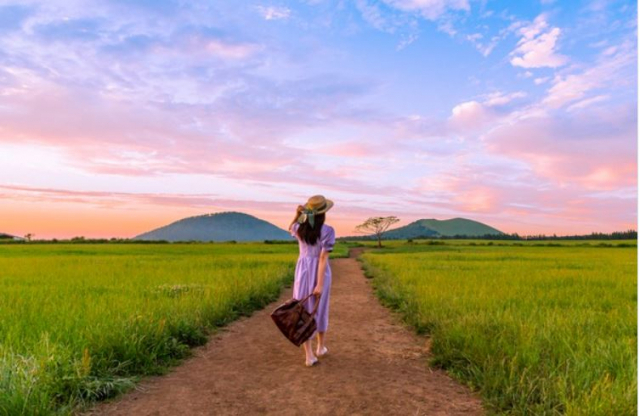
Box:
(0, 243), (347, 415)
(360, 240), (637, 415)
(1, 240), (635, 415)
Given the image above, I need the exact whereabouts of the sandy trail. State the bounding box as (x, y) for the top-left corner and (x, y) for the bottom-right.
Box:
(89, 249), (483, 416)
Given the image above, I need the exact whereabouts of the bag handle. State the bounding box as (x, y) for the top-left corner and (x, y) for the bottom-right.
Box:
(299, 292), (321, 316)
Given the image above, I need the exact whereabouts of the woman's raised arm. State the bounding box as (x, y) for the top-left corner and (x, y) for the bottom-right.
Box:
(289, 205), (305, 231)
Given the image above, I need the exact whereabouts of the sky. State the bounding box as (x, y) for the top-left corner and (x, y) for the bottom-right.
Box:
(0, 0), (637, 239)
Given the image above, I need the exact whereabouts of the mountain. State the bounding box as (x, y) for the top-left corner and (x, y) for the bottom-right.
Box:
(134, 212), (293, 242)
(382, 218), (503, 239)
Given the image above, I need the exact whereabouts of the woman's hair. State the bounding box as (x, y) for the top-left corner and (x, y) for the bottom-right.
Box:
(297, 213), (325, 245)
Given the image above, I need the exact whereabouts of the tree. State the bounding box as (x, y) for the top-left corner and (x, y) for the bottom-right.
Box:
(24, 233), (34, 242)
(355, 216), (400, 248)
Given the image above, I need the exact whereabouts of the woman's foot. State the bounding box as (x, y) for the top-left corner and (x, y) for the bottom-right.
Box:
(316, 346), (328, 357)
(305, 355), (318, 367)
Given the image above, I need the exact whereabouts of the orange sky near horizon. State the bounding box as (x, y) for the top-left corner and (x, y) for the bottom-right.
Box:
(1, 197), (636, 240)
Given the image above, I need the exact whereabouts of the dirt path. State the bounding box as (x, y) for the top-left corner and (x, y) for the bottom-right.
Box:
(89, 250), (483, 416)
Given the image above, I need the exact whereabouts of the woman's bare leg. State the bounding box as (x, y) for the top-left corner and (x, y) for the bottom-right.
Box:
(303, 340), (316, 364)
(316, 332), (328, 356)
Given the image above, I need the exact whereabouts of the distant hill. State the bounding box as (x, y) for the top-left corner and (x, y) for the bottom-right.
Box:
(134, 212), (292, 242)
(0, 233), (22, 240)
(382, 218), (503, 239)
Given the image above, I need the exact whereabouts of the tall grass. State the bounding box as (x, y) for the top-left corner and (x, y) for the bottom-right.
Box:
(361, 242), (637, 415)
(0, 243), (315, 415)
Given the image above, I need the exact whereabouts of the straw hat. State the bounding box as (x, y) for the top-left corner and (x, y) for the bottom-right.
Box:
(304, 195), (334, 214)
(297, 195), (334, 226)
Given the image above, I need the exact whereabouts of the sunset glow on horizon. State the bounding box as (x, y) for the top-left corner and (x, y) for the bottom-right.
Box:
(0, 0), (637, 239)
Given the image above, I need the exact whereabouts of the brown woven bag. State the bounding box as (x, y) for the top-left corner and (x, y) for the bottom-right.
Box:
(270, 292), (320, 347)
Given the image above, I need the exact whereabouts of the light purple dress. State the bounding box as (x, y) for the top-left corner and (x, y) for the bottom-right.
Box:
(290, 222), (335, 334)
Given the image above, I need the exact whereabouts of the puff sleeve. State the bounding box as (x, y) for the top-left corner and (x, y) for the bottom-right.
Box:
(290, 222), (299, 239)
(320, 226), (335, 253)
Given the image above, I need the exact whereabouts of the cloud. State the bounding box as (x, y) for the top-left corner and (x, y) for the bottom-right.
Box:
(455, 187), (498, 212)
(411, 155), (636, 235)
(442, 27), (636, 228)
(483, 103), (636, 192)
(448, 91), (526, 131)
(356, 0), (484, 53)
(0, 184), (302, 212)
(449, 101), (491, 130)
(465, 32), (500, 57)
(0, 78), (360, 178)
(482, 91), (527, 107)
(354, 0), (421, 48)
(0, 5), (379, 180)
(382, 0), (470, 20)
(255, 6), (291, 21)
(543, 38), (635, 108)
(510, 14), (567, 68)
(356, 0), (393, 32)
(199, 38), (259, 59)
(396, 32), (418, 50)
(315, 142), (380, 157)
(448, 104), (494, 131)
(566, 94), (609, 112)
(437, 19), (457, 35)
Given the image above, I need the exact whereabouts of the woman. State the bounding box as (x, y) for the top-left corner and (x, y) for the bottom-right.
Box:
(288, 195), (336, 367)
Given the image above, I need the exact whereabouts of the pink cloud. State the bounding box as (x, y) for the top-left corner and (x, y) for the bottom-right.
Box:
(483, 103), (636, 192)
(482, 91), (527, 107)
(543, 39), (635, 108)
(448, 92), (527, 134)
(454, 187), (498, 212)
(0, 80), (320, 177)
(510, 14), (568, 68)
(449, 101), (493, 131)
(200, 39), (259, 59)
(315, 142), (381, 157)
(411, 161), (636, 235)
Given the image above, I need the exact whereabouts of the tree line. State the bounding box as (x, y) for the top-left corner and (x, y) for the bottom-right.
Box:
(339, 230), (637, 241)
